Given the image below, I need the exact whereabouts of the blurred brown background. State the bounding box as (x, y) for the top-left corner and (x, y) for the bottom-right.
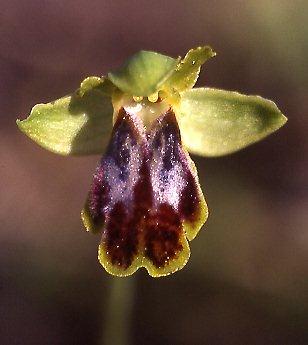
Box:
(1, 1), (307, 344)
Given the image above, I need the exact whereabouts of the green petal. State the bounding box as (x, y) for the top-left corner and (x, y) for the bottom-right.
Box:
(79, 76), (115, 97)
(17, 77), (113, 155)
(165, 46), (216, 92)
(108, 50), (179, 97)
(176, 88), (287, 156)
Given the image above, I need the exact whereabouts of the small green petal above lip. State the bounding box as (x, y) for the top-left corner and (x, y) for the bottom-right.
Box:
(176, 88), (287, 157)
(79, 76), (104, 96)
(79, 76), (115, 97)
(108, 50), (179, 97)
(165, 46), (216, 92)
(17, 77), (113, 156)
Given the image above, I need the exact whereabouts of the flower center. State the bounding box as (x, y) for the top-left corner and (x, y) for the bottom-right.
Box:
(112, 94), (170, 128)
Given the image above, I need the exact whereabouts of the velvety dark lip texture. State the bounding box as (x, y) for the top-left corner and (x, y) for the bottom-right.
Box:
(83, 107), (206, 275)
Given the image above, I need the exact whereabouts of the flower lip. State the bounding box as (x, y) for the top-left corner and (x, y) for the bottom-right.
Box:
(82, 106), (207, 276)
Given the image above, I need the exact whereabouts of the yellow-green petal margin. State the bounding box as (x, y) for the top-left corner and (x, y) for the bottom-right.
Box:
(108, 50), (179, 97)
(183, 151), (208, 241)
(98, 233), (191, 278)
(81, 205), (103, 234)
(165, 46), (216, 92)
(175, 88), (287, 157)
(17, 77), (113, 155)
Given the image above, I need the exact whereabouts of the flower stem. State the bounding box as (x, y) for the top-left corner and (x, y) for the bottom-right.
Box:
(102, 277), (135, 345)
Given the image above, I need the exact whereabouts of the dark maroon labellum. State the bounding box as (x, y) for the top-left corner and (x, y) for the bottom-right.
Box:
(83, 107), (205, 275)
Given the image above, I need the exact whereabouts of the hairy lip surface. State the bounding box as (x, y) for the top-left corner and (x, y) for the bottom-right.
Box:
(82, 107), (207, 276)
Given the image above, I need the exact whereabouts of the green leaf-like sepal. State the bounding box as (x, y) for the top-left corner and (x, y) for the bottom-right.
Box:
(165, 46), (216, 92)
(108, 51), (179, 97)
(17, 77), (113, 155)
(176, 88), (287, 156)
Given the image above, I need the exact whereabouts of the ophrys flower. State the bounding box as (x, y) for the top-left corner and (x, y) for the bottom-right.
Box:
(17, 46), (287, 277)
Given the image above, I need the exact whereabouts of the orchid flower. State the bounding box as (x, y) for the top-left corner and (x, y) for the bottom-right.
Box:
(17, 46), (287, 277)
